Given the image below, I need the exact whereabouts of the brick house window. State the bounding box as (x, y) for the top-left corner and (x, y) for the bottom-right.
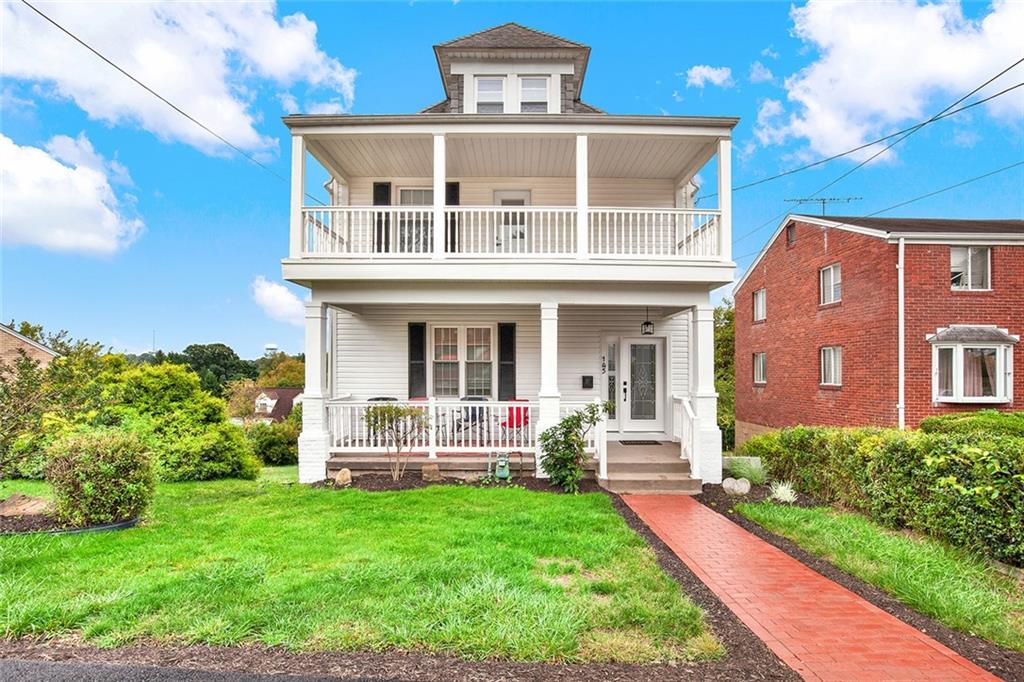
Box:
(820, 346), (842, 386)
(933, 344), (1012, 403)
(753, 352), (767, 384)
(950, 247), (990, 290)
(820, 263), (842, 305)
(786, 224), (796, 246)
(753, 288), (766, 322)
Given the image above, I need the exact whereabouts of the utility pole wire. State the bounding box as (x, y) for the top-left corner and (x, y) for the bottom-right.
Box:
(20, 0), (327, 206)
(697, 80), (1024, 201)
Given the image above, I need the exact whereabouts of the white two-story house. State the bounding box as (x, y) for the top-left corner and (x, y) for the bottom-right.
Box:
(284, 24), (736, 490)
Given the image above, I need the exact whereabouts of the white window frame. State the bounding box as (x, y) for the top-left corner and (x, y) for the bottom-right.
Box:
(475, 76), (505, 114)
(950, 246), (991, 291)
(518, 75), (550, 113)
(931, 343), (1013, 403)
(820, 346), (842, 386)
(753, 288), (767, 322)
(820, 263), (842, 305)
(753, 352), (767, 384)
(397, 187), (433, 206)
(427, 324), (497, 399)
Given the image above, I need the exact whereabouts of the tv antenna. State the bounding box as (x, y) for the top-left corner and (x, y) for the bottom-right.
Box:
(785, 196), (862, 216)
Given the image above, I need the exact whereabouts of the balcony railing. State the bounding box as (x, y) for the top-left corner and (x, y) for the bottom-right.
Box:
(300, 206), (723, 260)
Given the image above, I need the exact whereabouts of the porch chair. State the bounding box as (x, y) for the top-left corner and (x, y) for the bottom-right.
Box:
(455, 396), (489, 443)
(500, 399), (531, 447)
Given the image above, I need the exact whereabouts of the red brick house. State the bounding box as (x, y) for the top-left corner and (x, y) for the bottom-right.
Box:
(0, 324), (59, 368)
(733, 215), (1024, 446)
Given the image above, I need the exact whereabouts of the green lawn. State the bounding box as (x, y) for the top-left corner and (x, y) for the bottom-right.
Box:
(737, 502), (1024, 652)
(0, 473), (717, 663)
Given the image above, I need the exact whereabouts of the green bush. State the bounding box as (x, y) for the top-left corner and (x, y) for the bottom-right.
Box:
(726, 458), (767, 485)
(247, 420), (299, 466)
(540, 402), (609, 494)
(743, 426), (1024, 566)
(920, 410), (1024, 437)
(46, 428), (155, 526)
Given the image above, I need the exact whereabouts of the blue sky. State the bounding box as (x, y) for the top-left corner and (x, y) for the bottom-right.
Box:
(2, 1), (1022, 358)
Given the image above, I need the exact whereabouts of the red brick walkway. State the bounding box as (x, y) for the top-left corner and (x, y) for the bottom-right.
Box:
(623, 494), (998, 682)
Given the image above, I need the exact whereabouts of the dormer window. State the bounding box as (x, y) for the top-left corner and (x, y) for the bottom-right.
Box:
(520, 77), (549, 113)
(476, 77), (504, 113)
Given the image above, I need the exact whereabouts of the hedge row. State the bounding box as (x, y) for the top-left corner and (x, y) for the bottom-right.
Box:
(738, 426), (1024, 567)
(920, 410), (1024, 438)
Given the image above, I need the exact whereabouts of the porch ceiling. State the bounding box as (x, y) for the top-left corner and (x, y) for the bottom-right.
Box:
(305, 134), (716, 183)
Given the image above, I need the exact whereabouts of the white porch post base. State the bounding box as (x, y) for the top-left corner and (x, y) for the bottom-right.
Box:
(298, 423), (331, 484)
(691, 393), (722, 484)
(535, 394), (560, 478)
(300, 301), (330, 484)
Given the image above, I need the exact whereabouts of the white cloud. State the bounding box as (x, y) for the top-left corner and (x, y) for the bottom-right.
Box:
(761, 46), (780, 60)
(1, 2), (356, 157)
(748, 61), (774, 84)
(683, 65), (734, 89)
(754, 99), (787, 146)
(0, 133), (143, 254)
(671, 90), (683, 103)
(252, 277), (305, 327)
(45, 132), (133, 186)
(757, 0), (1024, 158)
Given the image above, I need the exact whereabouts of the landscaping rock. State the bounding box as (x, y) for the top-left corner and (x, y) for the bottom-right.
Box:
(422, 463), (442, 482)
(333, 468), (352, 487)
(722, 477), (751, 496)
(0, 494), (48, 517)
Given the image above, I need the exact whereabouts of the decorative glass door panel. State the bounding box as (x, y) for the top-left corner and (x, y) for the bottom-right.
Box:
(621, 338), (665, 432)
(630, 344), (657, 420)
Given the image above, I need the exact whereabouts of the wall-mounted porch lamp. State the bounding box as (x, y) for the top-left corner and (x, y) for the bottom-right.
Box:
(641, 307), (654, 336)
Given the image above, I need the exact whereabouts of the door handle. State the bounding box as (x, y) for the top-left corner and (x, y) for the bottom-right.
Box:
(622, 381), (628, 401)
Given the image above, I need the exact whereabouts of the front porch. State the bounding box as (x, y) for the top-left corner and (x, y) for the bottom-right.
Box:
(298, 295), (724, 488)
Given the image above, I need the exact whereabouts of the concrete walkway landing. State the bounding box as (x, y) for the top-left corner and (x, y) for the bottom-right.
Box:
(623, 494), (997, 682)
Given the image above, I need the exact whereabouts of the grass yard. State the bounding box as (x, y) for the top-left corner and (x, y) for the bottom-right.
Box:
(0, 472), (718, 663)
(737, 502), (1024, 652)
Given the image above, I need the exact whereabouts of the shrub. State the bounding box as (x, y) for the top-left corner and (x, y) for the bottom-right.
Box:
(539, 402), (609, 494)
(247, 420), (299, 466)
(920, 410), (1024, 438)
(726, 458), (766, 485)
(363, 404), (430, 481)
(46, 428), (155, 526)
(769, 480), (797, 503)
(745, 426), (1024, 566)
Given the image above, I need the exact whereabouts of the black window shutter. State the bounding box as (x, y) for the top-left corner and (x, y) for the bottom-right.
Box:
(373, 182), (391, 252)
(498, 323), (516, 400)
(445, 181), (460, 252)
(408, 323), (427, 399)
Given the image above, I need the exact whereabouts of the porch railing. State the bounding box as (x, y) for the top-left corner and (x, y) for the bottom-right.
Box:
(673, 394), (699, 472)
(300, 206), (722, 260)
(327, 399), (538, 456)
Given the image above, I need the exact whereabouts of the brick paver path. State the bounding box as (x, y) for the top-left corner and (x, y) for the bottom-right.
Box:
(623, 494), (998, 682)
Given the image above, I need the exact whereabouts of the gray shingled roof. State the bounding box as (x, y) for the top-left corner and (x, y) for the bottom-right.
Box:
(816, 215), (1024, 235)
(927, 326), (1019, 344)
(437, 22), (586, 50)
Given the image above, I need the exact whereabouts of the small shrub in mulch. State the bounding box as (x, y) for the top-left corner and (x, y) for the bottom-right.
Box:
(318, 472), (605, 494)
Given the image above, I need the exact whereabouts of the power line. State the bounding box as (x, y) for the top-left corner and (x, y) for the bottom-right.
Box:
(732, 56), (1024, 245)
(21, 0), (326, 206)
(698, 80), (1024, 201)
(731, 160), (1024, 262)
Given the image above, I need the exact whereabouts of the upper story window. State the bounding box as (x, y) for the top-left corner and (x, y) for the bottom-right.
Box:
(753, 288), (767, 322)
(820, 263), (842, 305)
(950, 246), (990, 290)
(786, 224), (796, 246)
(753, 352), (767, 384)
(519, 77), (549, 113)
(820, 346), (842, 386)
(476, 77), (505, 113)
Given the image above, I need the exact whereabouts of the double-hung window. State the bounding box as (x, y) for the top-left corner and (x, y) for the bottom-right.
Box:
(519, 77), (549, 113)
(753, 288), (767, 322)
(950, 247), (990, 290)
(820, 346), (842, 386)
(933, 343), (1013, 403)
(820, 263), (842, 305)
(475, 77), (504, 113)
(753, 352), (767, 384)
(431, 326), (495, 398)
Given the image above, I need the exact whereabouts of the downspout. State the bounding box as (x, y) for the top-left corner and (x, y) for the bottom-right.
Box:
(897, 238), (906, 430)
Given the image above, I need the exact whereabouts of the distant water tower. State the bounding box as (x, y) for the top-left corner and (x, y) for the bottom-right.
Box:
(264, 343), (279, 356)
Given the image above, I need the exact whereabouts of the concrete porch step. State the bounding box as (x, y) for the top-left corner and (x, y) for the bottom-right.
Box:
(600, 473), (703, 495)
(606, 459), (691, 475)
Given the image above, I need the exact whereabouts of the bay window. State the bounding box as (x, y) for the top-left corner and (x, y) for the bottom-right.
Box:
(430, 325), (495, 398)
(932, 344), (1013, 403)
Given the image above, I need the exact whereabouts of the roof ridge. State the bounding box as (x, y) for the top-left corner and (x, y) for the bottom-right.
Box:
(436, 22), (586, 49)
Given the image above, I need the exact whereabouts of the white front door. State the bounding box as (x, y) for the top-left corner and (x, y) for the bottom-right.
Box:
(619, 337), (665, 432)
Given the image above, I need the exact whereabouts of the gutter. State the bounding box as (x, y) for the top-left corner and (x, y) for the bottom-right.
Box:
(282, 113), (740, 129)
(897, 237), (906, 430)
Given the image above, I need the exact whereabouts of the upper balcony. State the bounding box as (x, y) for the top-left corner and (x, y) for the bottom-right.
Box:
(282, 114), (736, 286)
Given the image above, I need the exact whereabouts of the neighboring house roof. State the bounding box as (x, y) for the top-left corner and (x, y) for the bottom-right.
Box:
(926, 325), (1020, 345)
(735, 213), (1024, 294)
(0, 324), (59, 358)
(257, 387), (303, 422)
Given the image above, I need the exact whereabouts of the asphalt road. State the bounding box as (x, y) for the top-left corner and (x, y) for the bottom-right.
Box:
(0, 659), (393, 682)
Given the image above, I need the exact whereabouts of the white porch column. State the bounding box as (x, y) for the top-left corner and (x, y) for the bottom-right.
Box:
(717, 137), (732, 261)
(575, 134), (589, 259)
(536, 302), (561, 476)
(298, 301), (331, 483)
(689, 304), (723, 483)
(432, 133), (446, 259)
(289, 135), (306, 258)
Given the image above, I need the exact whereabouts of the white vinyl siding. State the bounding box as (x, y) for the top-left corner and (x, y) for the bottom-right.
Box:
(332, 304), (689, 418)
(820, 346), (842, 386)
(753, 288), (766, 322)
(950, 246), (990, 290)
(820, 263), (842, 305)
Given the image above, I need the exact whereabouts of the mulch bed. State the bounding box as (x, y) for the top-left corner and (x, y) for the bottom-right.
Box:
(695, 484), (1024, 681)
(0, 513), (66, 534)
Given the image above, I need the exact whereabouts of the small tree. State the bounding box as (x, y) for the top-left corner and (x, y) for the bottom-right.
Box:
(539, 401), (611, 493)
(225, 378), (262, 420)
(363, 404), (429, 481)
